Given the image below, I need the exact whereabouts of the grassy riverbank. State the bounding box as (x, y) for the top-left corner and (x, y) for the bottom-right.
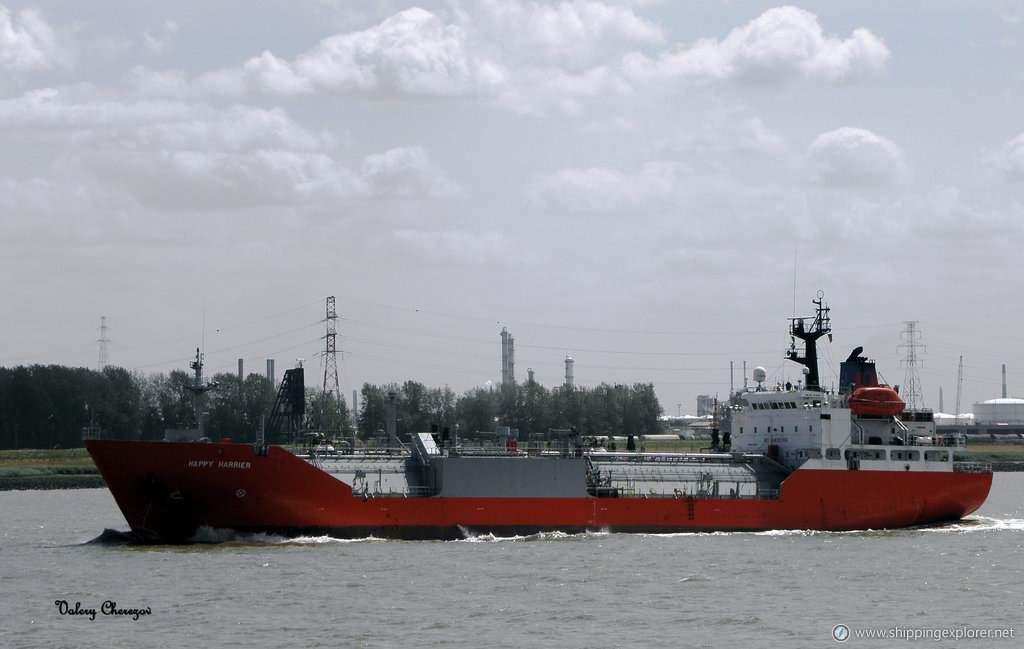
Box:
(952, 441), (1024, 471)
(0, 448), (105, 490)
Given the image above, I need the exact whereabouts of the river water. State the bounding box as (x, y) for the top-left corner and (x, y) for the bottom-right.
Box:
(3, 474), (1022, 649)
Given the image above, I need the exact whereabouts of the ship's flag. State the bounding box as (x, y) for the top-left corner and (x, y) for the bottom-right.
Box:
(828, 334), (833, 342)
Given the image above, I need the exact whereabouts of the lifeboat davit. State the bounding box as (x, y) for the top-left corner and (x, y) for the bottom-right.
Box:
(849, 386), (904, 416)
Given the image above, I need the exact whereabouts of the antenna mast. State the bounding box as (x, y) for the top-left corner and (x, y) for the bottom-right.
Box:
(786, 291), (831, 391)
(187, 349), (217, 439)
(898, 321), (925, 410)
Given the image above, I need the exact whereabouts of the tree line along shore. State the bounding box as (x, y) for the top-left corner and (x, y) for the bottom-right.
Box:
(0, 365), (663, 451)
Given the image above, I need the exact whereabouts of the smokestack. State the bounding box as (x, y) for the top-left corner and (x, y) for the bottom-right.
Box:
(238, 358), (243, 380)
(508, 333), (515, 384)
(501, 328), (508, 384)
(1003, 364), (1007, 399)
(501, 328), (515, 385)
(267, 359), (275, 385)
(565, 355), (574, 388)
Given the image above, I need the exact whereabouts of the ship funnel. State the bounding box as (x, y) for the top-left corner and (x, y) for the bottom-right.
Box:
(839, 347), (879, 394)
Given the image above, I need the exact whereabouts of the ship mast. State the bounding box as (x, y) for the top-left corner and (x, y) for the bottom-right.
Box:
(786, 292), (831, 391)
(187, 348), (218, 439)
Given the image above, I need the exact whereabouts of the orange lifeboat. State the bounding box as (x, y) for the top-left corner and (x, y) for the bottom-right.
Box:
(849, 386), (904, 417)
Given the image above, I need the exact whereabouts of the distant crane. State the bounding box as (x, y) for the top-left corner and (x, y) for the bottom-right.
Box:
(954, 355), (963, 426)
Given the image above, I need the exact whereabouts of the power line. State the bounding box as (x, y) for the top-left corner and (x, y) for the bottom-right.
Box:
(96, 316), (111, 371)
(898, 321), (925, 410)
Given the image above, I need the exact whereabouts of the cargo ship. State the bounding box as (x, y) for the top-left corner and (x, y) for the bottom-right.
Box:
(85, 295), (992, 541)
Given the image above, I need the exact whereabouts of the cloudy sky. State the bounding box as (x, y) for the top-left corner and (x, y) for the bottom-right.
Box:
(2, 1), (1023, 416)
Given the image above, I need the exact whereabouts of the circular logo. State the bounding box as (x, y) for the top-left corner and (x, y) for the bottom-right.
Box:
(832, 624), (850, 642)
(235, 488), (246, 498)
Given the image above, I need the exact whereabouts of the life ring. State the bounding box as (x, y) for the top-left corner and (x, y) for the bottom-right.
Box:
(674, 489), (683, 499)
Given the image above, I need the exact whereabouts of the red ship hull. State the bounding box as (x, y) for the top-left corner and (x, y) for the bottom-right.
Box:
(85, 439), (993, 542)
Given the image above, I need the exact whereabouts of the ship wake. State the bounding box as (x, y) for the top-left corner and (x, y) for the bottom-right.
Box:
(915, 516), (1024, 533)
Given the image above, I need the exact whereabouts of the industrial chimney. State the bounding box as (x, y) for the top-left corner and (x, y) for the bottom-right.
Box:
(501, 328), (516, 385)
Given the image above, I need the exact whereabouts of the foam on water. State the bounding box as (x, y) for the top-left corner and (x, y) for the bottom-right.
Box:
(75, 515), (1024, 548)
(282, 534), (385, 545)
(453, 528), (602, 543)
(189, 526), (387, 545)
(915, 515), (1024, 533)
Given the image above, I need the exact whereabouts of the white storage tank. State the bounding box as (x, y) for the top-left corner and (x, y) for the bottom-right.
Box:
(973, 398), (1024, 425)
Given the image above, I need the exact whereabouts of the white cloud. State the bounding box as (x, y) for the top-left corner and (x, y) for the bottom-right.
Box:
(390, 229), (517, 266)
(202, 8), (505, 98)
(662, 111), (788, 157)
(0, 88), (461, 212)
(528, 161), (682, 213)
(0, 5), (73, 73)
(473, 0), (664, 68)
(243, 51), (314, 95)
(806, 127), (906, 187)
(129, 66), (195, 98)
(142, 21), (178, 55)
(986, 131), (1024, 182)
(622, 6), (890, 86)
(360, 146), (464, 199)
(142, 4), (888, 117)
(581, 116), (639, 133)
